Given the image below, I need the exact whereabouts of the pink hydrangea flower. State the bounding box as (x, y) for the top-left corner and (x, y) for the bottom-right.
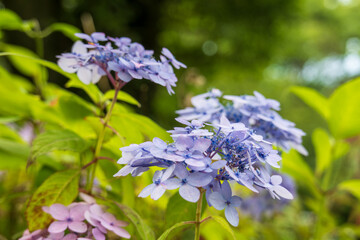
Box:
(42, 203), (88, 234)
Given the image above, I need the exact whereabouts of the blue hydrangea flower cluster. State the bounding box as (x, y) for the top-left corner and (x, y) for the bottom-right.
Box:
(114, 116), (294, 227)
(240, 172), (296, 221)
(57, 32), (186, 94)
(176, 89), (307, 154)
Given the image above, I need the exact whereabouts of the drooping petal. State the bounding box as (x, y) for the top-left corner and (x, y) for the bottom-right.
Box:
(272, 185), (294, 200)
(151, 186), (166, 200)
(208, 192), (226, 210)
(138, 184), (156, 198)
(92, 228), (106, 240)
(225, 206), (239, 227)
(179, 184), (200, 202)
(68, 221), (87, 233)
(112, 227), (131, 239)
(187, 172), (213, 187)
(48, 221), (68, 233)
(77, 67), (92, 84)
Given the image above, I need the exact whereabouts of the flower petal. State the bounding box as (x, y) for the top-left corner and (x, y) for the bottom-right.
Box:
(179, 184), (200, 202)
(48, 221), (68, 233)
(49, 204), (69, 220)
(225, 206), (239, 227)
(68, 221), (87, 233)
(208, 192), (226, 210)
(138, 184), (156, 198)
(151, 186), (166, 200)
(187, 172), (213, 187)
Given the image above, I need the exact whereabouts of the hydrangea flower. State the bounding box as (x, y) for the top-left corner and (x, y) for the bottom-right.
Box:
(57, 32), (186, 94)
(114, 115), (296, 226)
(176, 89), (307, 154)
(20, 194), (130, 240)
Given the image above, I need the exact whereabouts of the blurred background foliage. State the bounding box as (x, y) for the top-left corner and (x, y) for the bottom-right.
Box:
(0, 0), (360, 239)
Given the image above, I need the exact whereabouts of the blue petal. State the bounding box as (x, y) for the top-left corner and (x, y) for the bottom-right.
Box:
(174, 164), (189, 179)
(229, 196), (242, 208)
(179, 184), (200, 202)
(150, 186), (166, 200)
(220, 180), (232, 200)
(225, 206), (239, 227)
(187, 172), (213, 187)
(163, 178), (182, 190)
(138, 184), (156, 198)
(208, 192), (226, 210)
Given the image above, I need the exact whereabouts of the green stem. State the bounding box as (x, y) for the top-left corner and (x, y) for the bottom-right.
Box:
(86, 80), (125, 192)
(194, 189), (204, 240)
(314, 196), (325, 240)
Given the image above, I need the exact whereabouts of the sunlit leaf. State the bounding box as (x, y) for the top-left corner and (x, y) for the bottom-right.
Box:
(115, 203), (155, 240)
(328, 78), (360, 139)
(312, 128), (332, 175)
(338, 180), (360, 200)
(165, 193), (197, 228)
(291, 86), (329, 119)
(210, 216), (236, 240)
(0, 9), (23, 30)
(31, 129), (89, 158)
(25, 169), (80, 231)
(157, 221), (194, 240)
(66, 78), (103, 104)
(103, 90), (141, 107)
(46, 23), (80, 40)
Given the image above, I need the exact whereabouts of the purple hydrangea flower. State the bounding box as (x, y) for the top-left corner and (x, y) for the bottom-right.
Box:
(57, 32), (186, 94)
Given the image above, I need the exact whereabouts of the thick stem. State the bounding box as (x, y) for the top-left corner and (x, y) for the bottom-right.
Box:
(86, 79), (125, 192)
(194, 189), (204, 240)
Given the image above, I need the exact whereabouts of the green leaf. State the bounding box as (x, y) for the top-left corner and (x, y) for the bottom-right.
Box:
(157, 221), (194, 240)
(103, 90), (141, 107)
(281, 149), (319, 198)
(312, 128), (332, 175)
(25, 169), (80, 231)
(45, 23), (81, 41)
(328, 78), (360, 139)
(338, 180), (360, 200)
(31, 130), (89, 158)
(0, 9), (23, 30)
(112, 113), (171, 142)
(210, 216), (236, 240)
(2, 44), (43, 77)
(0, 138), (29, 157)
(115, 203), (155, 240)
(66, 78), (103, 104)
(165, 193), (197, 228)
(291, 86), (329, 119)
(0, 116), (20, 124)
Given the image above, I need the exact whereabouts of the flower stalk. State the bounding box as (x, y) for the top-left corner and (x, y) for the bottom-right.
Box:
(194, 189), (204, 240)
(86, 78), (125, 193)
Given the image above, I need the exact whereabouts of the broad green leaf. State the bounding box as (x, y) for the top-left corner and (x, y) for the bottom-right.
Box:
(66, 78), (103, 104)
(2, 44), (44, 77)
(0, 9), (23, 30)
(291, 86), (329, 119)
(112, 113), (171, 142)
(157, 221), (194, 240)
(211, 216), (236, 240)
(165, 193), (197, 228)
(31, 129), (89, 158)
(338, 180), (360, 200)
(103, 90), (141, 107)
(281, 149), (319, 197)
(115, 203), (155, 240)
(25, 169), (80, 231)
(333, 140), (350, 160)
(312, 128), (332, 175)
(0, 66), (34, 93)
(45, 23), (80, 41)
(0, 138), (29, 157)
(0, 150), (26, 169)
(0, 124), (23, 142)
(328, 78), (360, 139)
(0, 116), (20, 124)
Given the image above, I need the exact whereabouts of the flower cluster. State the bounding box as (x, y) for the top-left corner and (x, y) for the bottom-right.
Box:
(240, 172), (296, 220)
(176, 89), (307, 154)
(20, 194), (130, 240)
(114, 116), (294, 226)
(57, 32), (186, 94)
